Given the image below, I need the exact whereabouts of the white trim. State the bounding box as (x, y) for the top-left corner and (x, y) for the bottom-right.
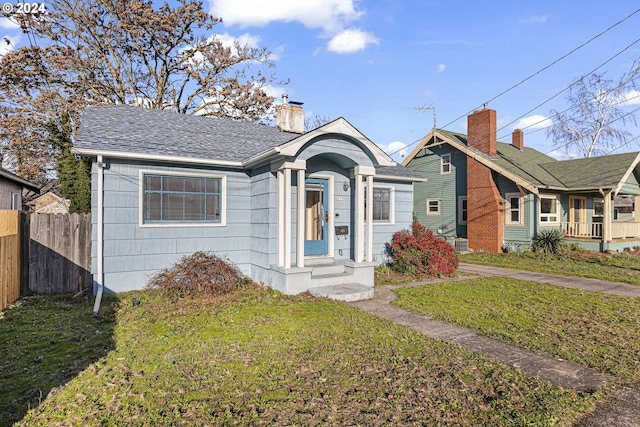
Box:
(366, 175), (373, 262)
(306, 173), (335, 258)
(505, 192), (523, 225)
(277, 170), (285, 267)
(138, 169), (227, 228)
(354, 174), (365, 262)
(74, 148), (243, 168)
(426, 198), (441, 216)
(10, 192), (20, 210)
(296, 169), (305, 267)
(284, 168), (292, 268)
(374, 174), (426, 183)
(441, 153), (452, 174)
(539, 193), (560, 224)
(93, 155), (104, 313)
(365, 184), (396, 225)
(458, 196), (468, 225)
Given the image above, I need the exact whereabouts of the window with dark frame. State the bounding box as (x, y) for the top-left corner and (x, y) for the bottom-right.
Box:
(143, 174), (221, 223)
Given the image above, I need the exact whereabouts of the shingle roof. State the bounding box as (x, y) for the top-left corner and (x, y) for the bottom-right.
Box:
(436, 129), (640, 191)
(0, 168), (39, 190)
(376, 164), (425, 180)
(74, 105), (298, 163)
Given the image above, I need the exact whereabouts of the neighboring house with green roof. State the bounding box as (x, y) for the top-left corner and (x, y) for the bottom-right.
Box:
(402, 107), (640, 253)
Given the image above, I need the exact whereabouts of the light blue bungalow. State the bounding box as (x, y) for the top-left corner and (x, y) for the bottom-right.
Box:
(73, 104), (423, 302)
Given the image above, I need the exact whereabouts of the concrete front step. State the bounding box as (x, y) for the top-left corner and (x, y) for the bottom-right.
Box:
(310, 262), (346, 276)
(309, 283), (374, 302)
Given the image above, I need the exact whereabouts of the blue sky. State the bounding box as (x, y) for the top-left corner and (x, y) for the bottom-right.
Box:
(2, 0), (639, 161)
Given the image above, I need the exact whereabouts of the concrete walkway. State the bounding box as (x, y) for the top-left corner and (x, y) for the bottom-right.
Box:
(349, 265), (640, 426)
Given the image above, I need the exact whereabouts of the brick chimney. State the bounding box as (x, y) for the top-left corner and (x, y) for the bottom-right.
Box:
(466, 107), (504, 253)
(512, 129), (524, 150)
(467, 107), (496, 157)
(276, 95), (304, 134)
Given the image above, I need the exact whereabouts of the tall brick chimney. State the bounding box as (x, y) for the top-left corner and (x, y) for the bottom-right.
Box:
(512, 129), (524, 150)
(467, 107), (496, 157)
(466, 107), (504, 253)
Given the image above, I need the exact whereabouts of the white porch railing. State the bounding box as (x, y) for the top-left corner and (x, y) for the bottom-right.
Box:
(559, 222), (640, 239)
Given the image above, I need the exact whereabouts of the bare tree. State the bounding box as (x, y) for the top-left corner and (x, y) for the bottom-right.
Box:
(305, 114), (332, 131)
(0, 0), (286, 183)
(547, 59), (640, 158)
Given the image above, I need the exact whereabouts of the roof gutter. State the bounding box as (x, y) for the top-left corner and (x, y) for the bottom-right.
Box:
(72, 148), (244, 168)
(242, 147), (282, 168)
(375, 174), (427, 182)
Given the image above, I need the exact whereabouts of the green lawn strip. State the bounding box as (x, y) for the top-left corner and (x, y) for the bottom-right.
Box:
(393, 277), (640, 380)
(460, 252), (640, 286)
(7, 286), (593, 426)
(0, 295), (119, 427)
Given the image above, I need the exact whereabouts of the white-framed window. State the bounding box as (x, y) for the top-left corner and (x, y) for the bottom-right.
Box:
(539, 194), (559, 224)
(458, 196), (467, 224)
(10, 192), (20, 210)
(139, 170), (226, 227)
(506, 193), (523, 225)
(593, 198), (604, 218)
(441, 153), (451, 174)
(426, 198), (441, 216)
(365, 185), (395, 224)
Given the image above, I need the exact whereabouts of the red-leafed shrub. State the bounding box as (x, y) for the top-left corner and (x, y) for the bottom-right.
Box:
(387, 220), (459, 276)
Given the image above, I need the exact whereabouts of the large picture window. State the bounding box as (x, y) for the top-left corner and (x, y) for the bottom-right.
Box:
(142, 173), (223, 224)
(539, 194), (559, 223)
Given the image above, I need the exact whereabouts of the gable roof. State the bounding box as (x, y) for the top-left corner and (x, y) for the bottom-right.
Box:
(404, 128), (640, 195)
(0, 168), (39, 191)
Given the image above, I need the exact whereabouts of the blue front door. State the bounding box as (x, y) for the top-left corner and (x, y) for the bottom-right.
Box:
(304, 178), (329, 256)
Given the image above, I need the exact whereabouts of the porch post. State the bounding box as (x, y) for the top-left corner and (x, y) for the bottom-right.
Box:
(603, 190), (613, 243)
(366, 175), (374, 262)
(354, 174), (364, 262)
(277, 169), (285, 267)
(284, 168), (292, 268)
(296, 169), (305, 268)
(353, 165), (376, 263)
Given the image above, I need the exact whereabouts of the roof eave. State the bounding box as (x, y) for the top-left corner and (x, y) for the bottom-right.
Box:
(72, 147), (244, 168)
(375, 174), (427, 182)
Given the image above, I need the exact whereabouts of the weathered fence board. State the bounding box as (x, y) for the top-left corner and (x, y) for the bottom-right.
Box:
(28, 213), (92, 294)
(0, 210), (21, 311)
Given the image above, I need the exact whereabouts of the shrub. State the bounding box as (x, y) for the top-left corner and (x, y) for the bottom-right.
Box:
(146, 252), (249, 297)
(532, 229), (566, 255)
(387, 220), (459, 276)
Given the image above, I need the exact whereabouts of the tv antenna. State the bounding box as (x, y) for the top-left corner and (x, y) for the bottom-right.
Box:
(410, 105), (436, 131)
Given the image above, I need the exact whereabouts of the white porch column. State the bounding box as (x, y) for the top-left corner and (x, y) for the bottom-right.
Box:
(296, 169), (305, 267)
(277, 169), (285, 267)
(366, 175), (374, 262)
(603, 190), (613, 243)
(284, 168), (292, 268)
(353, 165), (376, 263)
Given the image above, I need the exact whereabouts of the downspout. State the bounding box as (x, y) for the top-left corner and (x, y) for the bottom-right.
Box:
(93, 155), (104, 313)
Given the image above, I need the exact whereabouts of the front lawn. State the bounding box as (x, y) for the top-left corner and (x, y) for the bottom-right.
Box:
(393, 277), (640, 380)
(3, 285), (593, 426)
(460, 251), (640, 286)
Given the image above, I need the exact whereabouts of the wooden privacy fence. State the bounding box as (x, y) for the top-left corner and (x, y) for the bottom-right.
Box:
(28, 213), (92, 294)
(0, 210), (21, 311)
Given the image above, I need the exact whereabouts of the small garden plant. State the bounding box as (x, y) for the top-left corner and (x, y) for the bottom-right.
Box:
(146, 251), (250, 297)
(531, 228), (566, 255)
(387, 220), (458, 277)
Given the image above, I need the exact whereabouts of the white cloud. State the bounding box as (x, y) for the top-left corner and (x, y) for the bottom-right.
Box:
(0, 35), (20, 56)
(436, 63), (446, 73)
(521, 15), (548, 24)
(209, 0), (362, 33)
(0, 17), (19, 30)
(377, 141), (407, 161)
(327, 29), (378, 54)
(621, 89), (640, 106)
(209, 0), (378, 54)
(512, 115), (553, 130)
(216, 32), (260, 49)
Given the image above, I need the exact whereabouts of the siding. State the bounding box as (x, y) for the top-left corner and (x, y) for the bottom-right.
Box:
(0, 178), (21, 210)
(93, 159), (253, 292)
(405, 144), (466, 238)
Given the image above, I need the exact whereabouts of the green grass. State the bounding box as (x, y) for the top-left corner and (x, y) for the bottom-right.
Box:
(461, 251), (640, 286)
(393, 277), (640, 380)
(3, 285), (594, 426)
